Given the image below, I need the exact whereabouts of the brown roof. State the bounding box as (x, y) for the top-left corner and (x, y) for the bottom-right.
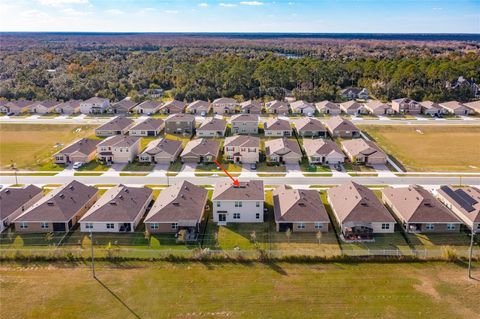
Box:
(213, 97), (237, 104)
(240, 100), (262, 111)
(144, 181), (208, 223)
(130, 118), (164, 131)
(341, 139), (385, 158)
(364, 100), (391, 111)
(34, 100), (62, 109)
(437, 186), (480, 224)
(55, 138), (100, 157)
(161, 100), (186, 110)
(327, 182), (395, 224)
(382, 185), (462, 224)
(224, 135), (260, 148)
(14, 181), (98, 223)
(111, 100), (138, 112)
(273, 185), (329, 223)
(181, 138), (220, 157)
(264, 118), (291, 131)
(340, 100), (362, 110)
(293, 117), (326, 132)
(98, 135), (140, 148)
(0, 185), (42, 220)
(187, 100), (209, 110)
(265, 100), (288, 111)
(265, 138), (302, 156)
(213, 180), (264, 201)
(97, 116), (134, 131)
(290, 100), (314, 110)
(464, 100), (480, 112)
(315, 100), (340, 111)
(439, 101), (466, 111)
(303, 139), (343, 157)
(141, 138), (182, 156)
(197, 118), (227, 131)
(135, 100), (162, 110)
(231, 113), (259, 122)
(84, 97), (109, 104)
(325, 116), (358, 132)
(165, 113), (195, 122)
(80, 185), (152, 222)
(58, 99), (82, 110)
(419, 101), (441, 110)
(8, 100), (35, 108)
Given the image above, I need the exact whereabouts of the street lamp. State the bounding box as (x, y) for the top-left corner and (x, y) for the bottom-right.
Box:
(10, 160), (18, 185)
(89, 231), (96, 278)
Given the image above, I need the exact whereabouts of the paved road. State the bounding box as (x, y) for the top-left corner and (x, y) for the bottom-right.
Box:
(1, 174), (479, 187)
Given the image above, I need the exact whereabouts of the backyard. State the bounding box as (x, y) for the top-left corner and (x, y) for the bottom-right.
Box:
(359, 125), (480, 172)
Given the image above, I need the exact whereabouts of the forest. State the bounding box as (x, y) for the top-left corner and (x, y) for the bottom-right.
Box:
(0, 33), (479, 103)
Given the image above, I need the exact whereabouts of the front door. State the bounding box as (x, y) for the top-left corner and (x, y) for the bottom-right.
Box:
(53, 222), (66, 232)
(218, 213), (226, 222)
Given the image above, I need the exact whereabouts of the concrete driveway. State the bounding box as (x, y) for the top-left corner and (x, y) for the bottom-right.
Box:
(56, 164), (75, 177)
(148, 163), (169, 177)
(178, 163), (197, 177)
(371, 164), (396, 177)
(103, 163), (127, 176)
(329, 163), (349, 177)
(241, 163), (258, 178)
(285, 163), (303, 177)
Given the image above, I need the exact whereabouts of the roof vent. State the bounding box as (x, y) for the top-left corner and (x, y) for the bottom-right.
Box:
(361, 202), (368, 207)
(5, 189), (10, 194)
(110, 201), (117, 205)
(59, 194), (65, 199)
(299, 203), (306, 207)
(47, 201), (54, 206)
(173, 202), (180, 206)
(69, 186), (74, 190)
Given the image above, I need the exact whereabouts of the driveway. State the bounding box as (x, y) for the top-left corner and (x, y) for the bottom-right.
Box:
(103, 163), (127, 176)
(371, 164), (397, 177)
(148, 163), (169, 177)
(177, 163), (197, 177)
(329, 163), (349, 177)
(285, 163), (303, 177)
(56, 164), (75, 177)
(240, 163), (258, 178)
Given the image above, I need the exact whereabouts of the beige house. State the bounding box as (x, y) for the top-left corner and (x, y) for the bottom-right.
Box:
(290, 100), (315, 116)
(0, 185), (43, 233)
(263, 118), (292, 137)
(180, 138), (220, 163)
(196, 118), (227, 137)
(303, 139), (344, 165)
(129, 118), (164, 136)
(30, 100), (63, 114)
(325, 116), (360, 138)
(134, 100), (162, 114)
(439, 101), (474, 115)
(464, 100), (480, 114)
(240, 100), (262, 114)
(165, 113), (195, 136)
(144, 181), (208, 239)
(437, 185), (480, 232)
(79, 185), (153, 233)
(315, 101), (341, 115)
(391, 98), (421, 114)
(13, 181), (99, 233)
(273, 185), (330, 232)
(55, 100), (82, 114)
(363, 101), (394, 115)
(138, 138), (182, 164)
(293, 117), (327, 137)
(265, 138), (302, 164)
(187, 100), (211, 115)
(212, 97), (237, 114)
(419, 101), (443, 116)
(0, 100), (35, 115)
(95, 116), (135, 137)
(53, 138), (100, 164)
(231, 113), (259, 135)
(109, 100), (138, 114)
(265, 100), (289, 115)
(327, 182), (395, 240)
(340, 100), (367, 115)
(80, 97), (110, 114)
(382, 185), (463, 233)
(224, 135), (260, 164)
(341, 139), (387, 165)
(97, 135), (141, 164)
(159, 100), (186, 114)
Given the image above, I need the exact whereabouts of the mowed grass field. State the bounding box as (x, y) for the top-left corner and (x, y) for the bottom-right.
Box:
(359, 125), (480, 172)
(0, 262), (478, 319)
(0, 124), (97, 170)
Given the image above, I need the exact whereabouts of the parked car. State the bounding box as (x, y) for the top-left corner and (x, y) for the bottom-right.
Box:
(7, 112), (15, 116)
(334, 163), (342, 171)
(72, 162), (83, 169)
(250, 163), (257, 170)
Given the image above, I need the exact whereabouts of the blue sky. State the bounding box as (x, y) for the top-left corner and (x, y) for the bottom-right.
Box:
(0, 0), (478, 33)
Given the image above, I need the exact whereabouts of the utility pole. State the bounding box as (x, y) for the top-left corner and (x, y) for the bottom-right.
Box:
(90, 232), (96, 278)
(468, 229), (475, 279)
(10, 160), (18, 185)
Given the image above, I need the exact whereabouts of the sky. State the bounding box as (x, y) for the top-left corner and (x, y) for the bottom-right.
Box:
(0, 0), (479, 33)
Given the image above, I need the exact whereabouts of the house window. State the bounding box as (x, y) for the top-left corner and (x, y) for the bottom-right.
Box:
(150, 223), (159, 229)
(106, 223), (114, 229)
(447, 224), (456, 231)
(425, 224), (434, 230)
(381, 223), (390, 230)
(256, 213), (260, 219)
(315, 223), (323, 229)
(171, 223), (178, 229)
(256, 202), (260, 207)
(20, 223), (28, 229)
(297, 223), (305, 229)
(41, 222), (49, 229)
(216, 201), (221, 207)
(233, 213), (241, 219)
(85, 223), (93, 229)
(235, 201), (242, 207)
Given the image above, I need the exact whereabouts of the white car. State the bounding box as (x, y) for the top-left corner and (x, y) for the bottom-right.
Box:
(72, 162), (83, 169)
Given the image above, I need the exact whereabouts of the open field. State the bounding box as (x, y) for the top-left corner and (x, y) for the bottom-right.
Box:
(0, 124), (97, 170)
(0, 262), (478, 319)
(359, 125), (480, 172)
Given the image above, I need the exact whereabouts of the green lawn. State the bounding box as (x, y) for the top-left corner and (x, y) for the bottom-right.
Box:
(76, 161), (109, 171)
(299, 158), (331, 172)
(121, 161), (154, 172)
(256, 161), (286, 172)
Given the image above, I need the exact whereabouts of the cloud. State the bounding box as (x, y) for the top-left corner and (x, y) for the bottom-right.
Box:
(165, 10), (179, 14)
(240, 1), (263, 5)
(137, 7), (155, 14)
(199, 3), (209, 7)
(21, 9), (50, 18)
(61, 7), (88, 16)
(38, 0), (89, 6)
(432, 7), (443, 11)
(105, 9), (124, 15)
(288, 2), (295, 5)
(219, 3), (237, 7)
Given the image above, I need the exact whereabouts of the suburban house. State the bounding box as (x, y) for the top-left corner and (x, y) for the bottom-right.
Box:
(30, 100), (62, 114)
(363, 101), (394, 115)
(303, 139), (344, 165)
(419, 101), (443, 116)
(265, 100), (289, 115)
(341, 139), (387, 165)
(315, 100), (341, 115)
(0, 100), (35, 114)
(273, 185), (330, 232)
(212, 180), (265, 224)
(212, 97), (238, 114)
(327, 182), (396, 240)
(464, 100), (480, 114)
(144, 181), (208, 240)
(263, 118), (292, 137)
(224, 135), (260, 164)
(138, 88), (163, 99)
(340, 100), (367, 115)
(293, 118), (327, 137)
(231, 113), (259, 134)
(391, 98), (421, 114)
(437, 186), (480, 232)
(180, 138), (220, 163)
(53, 138), (100, 164)
(164, 113), (195, 136)
(133, 100), (162, 115)
(13, 181), (98, 233)
(0, 185), (43, 233)
(290, 100), (315, 116)
(97, 135), (141, 164)
(325, 116), (360, 138)
(446, 76), (479, 98)
(80, 97), (110, 114)
(79, 185), (153, 233)
(95, 116), (135, 137)
(265, 138), (302, 164)
(439, 101), (474, 115)
(129, 118), (164, 136)
(340, 87), (369, 100)
(55, 100), (82, 114)
(196, 118), (227, 137)
(159, 100), (186, 114)
(138, 138), (182, 164)
(109, 100), (138, 114)
(240, 100), (262, 114)
(381, 185), (463, 233)
(187, 100), (210, 115)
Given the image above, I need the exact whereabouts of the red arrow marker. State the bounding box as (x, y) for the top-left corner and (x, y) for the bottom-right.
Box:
(214, 159), (240, 186)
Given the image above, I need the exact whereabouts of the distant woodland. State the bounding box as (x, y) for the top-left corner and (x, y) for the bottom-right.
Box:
(0, 33), (479, 102)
